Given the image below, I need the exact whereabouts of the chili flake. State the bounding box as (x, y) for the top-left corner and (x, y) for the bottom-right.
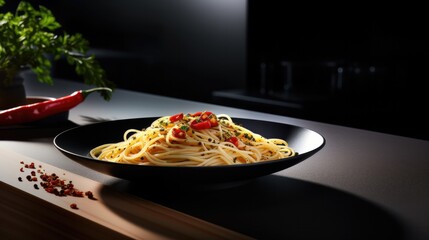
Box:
(17, 161), (98, 210)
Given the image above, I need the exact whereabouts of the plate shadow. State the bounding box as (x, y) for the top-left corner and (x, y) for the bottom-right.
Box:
(101, 175), (404, 240)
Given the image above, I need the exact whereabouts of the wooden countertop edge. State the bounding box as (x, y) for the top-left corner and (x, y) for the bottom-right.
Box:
(0, 181), (134, 240)
(0, 148), (253, 240)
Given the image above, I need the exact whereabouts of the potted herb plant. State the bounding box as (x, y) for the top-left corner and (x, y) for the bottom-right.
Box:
(0, 0), (114, 109)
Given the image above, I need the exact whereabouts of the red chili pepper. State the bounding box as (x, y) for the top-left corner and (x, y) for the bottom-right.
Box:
(0, 87), (112, 126)
(172, 128), (187, 139)
(169, 113), (184, 122)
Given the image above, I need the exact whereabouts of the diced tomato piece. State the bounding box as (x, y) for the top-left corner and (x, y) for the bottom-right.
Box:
(172, 128), (186, 138)
(169, 113), (184, 122)
(189, 111), (217, 129)
(191, 111), (213, 117)
(190, 120), (212, 130)
(200, 113), (209, 120)
(209, 117), (218, 127)
(226, 136), (239, 147)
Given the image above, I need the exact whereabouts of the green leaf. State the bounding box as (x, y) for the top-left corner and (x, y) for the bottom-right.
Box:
(0, 0), (114, 100)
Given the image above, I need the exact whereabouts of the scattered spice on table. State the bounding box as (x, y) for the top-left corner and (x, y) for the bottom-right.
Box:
(18, 160), (97, 209)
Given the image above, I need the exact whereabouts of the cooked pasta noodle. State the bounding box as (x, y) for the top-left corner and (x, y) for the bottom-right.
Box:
(89, 111), (295, 166)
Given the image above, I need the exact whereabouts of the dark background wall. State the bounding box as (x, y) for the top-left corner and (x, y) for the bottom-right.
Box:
(226, 2), (429, 140)
(2, 1), (428, 140)
(21, 0), (247, 103)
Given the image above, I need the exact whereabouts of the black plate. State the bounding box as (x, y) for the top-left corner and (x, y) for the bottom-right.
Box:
(54, 117), (325, 188)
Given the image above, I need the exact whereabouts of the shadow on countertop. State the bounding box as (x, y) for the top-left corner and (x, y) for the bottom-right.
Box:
(0, 115), (113, 141)
(102, 175), (404, 240)
(0, 120), (78, 140)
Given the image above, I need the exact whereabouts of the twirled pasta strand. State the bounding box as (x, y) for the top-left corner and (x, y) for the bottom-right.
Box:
(90, 113), (295, 166)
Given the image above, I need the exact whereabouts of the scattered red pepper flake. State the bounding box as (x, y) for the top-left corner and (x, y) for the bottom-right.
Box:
(85, 191), (97, 200)
(17, 161), (98, 210)
(28, 162), (35, 169)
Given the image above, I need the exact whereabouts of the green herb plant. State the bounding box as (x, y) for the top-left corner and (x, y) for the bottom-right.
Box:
(0, 0), (114, 100)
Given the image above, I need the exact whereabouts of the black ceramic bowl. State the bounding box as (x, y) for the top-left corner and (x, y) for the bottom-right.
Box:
(54, 117), (325, 188)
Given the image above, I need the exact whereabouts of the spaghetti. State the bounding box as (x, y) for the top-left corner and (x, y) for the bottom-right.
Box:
(89, 111), (295, 166)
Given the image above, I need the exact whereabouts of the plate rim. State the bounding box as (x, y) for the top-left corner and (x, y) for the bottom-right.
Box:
(53, 116), (325, 169)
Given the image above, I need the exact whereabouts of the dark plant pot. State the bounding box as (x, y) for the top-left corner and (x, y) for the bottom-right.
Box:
(0, 71), (27, 110)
